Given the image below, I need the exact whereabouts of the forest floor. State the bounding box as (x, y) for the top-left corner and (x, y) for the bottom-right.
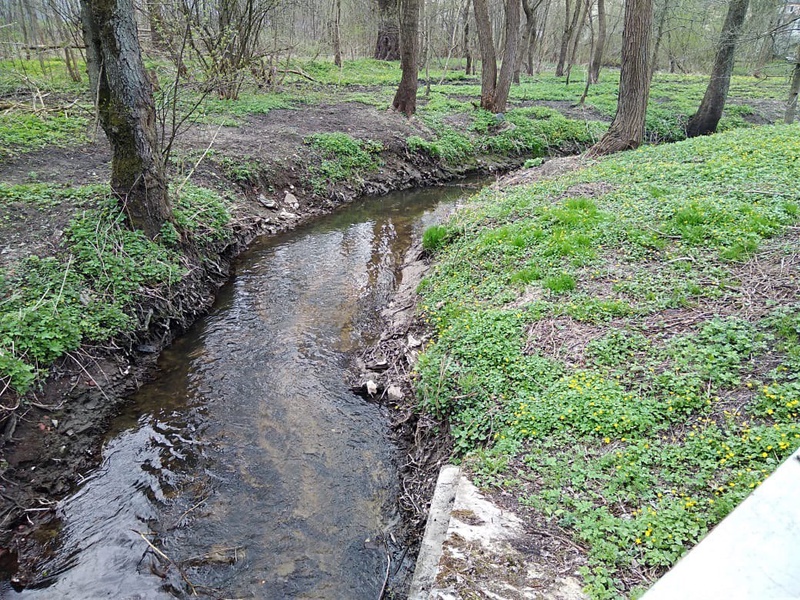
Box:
(410, 124), (800, 598)
(0, 57), (794, 594)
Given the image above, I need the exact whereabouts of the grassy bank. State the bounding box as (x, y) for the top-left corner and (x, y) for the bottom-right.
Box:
(0, 183), (234, 395)
(415, 124), (800, 598)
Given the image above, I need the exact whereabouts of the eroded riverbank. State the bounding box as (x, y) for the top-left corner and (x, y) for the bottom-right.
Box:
(2, 182), (476, 598)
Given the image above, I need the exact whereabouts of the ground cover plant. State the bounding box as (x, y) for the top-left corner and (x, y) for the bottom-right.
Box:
(415, 123), (800, 598)
(0, 183), (233, 395)
(305, 132), (384, 192)
(0, 57), (790, 166)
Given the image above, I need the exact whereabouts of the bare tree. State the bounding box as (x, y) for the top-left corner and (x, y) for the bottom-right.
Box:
(555, 0), (583, 75)
(332, 0), (342, 66)
(588, 0), (606, 82)
(650, 0), (669, 75)
(79, 0), (172, 239)
(462, 0), (474, 75)
(160, 0), (277, 100)
(785, 42), (800, 123)
(474, 0), (520, 112)
(514, 0), (546, 82)
(564, 0), (588, 84)
(686, 0), (750, 136)
(392, 0), (419, 115)
(587, 0), (653, 156)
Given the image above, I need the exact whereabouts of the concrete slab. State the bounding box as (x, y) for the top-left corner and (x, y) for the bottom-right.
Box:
(410, 465), (586, 600)
(643, 448), (800, 600)
(408, 465), (461, 599)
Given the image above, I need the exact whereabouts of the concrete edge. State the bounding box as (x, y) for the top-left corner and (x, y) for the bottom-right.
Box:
(641, 447), (800, 599)
(407, 464), (461, 599)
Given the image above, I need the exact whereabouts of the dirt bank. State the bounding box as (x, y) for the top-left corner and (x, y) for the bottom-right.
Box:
(346, 155), (591, 597)
(0, 101), (527, 588)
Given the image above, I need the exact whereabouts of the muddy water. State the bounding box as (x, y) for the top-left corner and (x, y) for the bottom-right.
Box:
(14, 185), (471, 599)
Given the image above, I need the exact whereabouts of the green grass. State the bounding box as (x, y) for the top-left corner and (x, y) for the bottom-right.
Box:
(0, 111), (88, 158)
(305, 132), (384, 193)
(0, 58), (87, 96)
(433, 70), (786, 142)
(192, 92), (296, 125)
(414, 124), (800, 598)
(300, 58), (471, 86)
(0, 183), (233, 395)
(409, 104), (606, 168)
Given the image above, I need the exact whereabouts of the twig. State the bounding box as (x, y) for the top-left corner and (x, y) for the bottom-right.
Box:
(170, 494), (210, 529)
(66, 352), (111, 403)
(27, 399), (65, 411)
(528, 527), (587, 553)
(175, 124), (223, 197)
(134, 530), (198, 596)
(378, 553), (391, 599)
(52, 255), (73, 316)
(279, 68), (317, 82)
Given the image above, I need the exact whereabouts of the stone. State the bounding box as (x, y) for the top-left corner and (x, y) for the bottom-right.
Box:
(257, 194), (277, 209)
(366, 380), (378, 396)
(386, 385), (404, 401)
(278, 210), (297, 221)
(284, 191), (299, 209)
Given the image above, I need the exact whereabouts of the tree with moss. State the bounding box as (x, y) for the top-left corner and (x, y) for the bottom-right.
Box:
(79, 0), (172, 239)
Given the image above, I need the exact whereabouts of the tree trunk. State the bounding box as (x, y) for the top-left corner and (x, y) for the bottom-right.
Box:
(785, 44), (800, 124)
(375, 0), (400, 60)
(578, 1), (595, 103)
(473, 0), (498, 108)
(753, 8), (780, 77)
(564, 0), (587, 84)
(463, 0), (473, 74)
(529, 0), (551, 74)
(515, 0), (542, 82)
(588, 0), (605, 83)
(587, 0), (653, 156)
(473, 0), (519, 111)
(332, 0), (342, 67)
(685, 0), (749, 137)
(556, 0), (582, 76)
(80, 0), (171, 239)
(494, 0), (520, 109)
(146, 0), (164, 50)
(393, 0), (419, 115)
(650, 0), (668, 76)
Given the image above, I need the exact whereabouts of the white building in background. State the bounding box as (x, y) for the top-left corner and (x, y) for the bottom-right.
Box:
(779, 0), (800, 58)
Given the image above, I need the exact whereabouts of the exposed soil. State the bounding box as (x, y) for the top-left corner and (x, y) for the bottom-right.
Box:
(0, 101), (527, 588)
(350, 156), (595, 596)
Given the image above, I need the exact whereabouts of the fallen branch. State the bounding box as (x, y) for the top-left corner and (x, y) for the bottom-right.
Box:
(279, 68), (317, 82)
(135, 530), (198, 596)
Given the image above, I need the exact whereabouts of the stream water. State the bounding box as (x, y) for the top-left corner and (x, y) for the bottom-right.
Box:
(10, 184), (472, 599)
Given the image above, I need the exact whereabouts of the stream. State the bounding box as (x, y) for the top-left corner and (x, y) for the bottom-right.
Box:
(10, 184), (471, 599)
